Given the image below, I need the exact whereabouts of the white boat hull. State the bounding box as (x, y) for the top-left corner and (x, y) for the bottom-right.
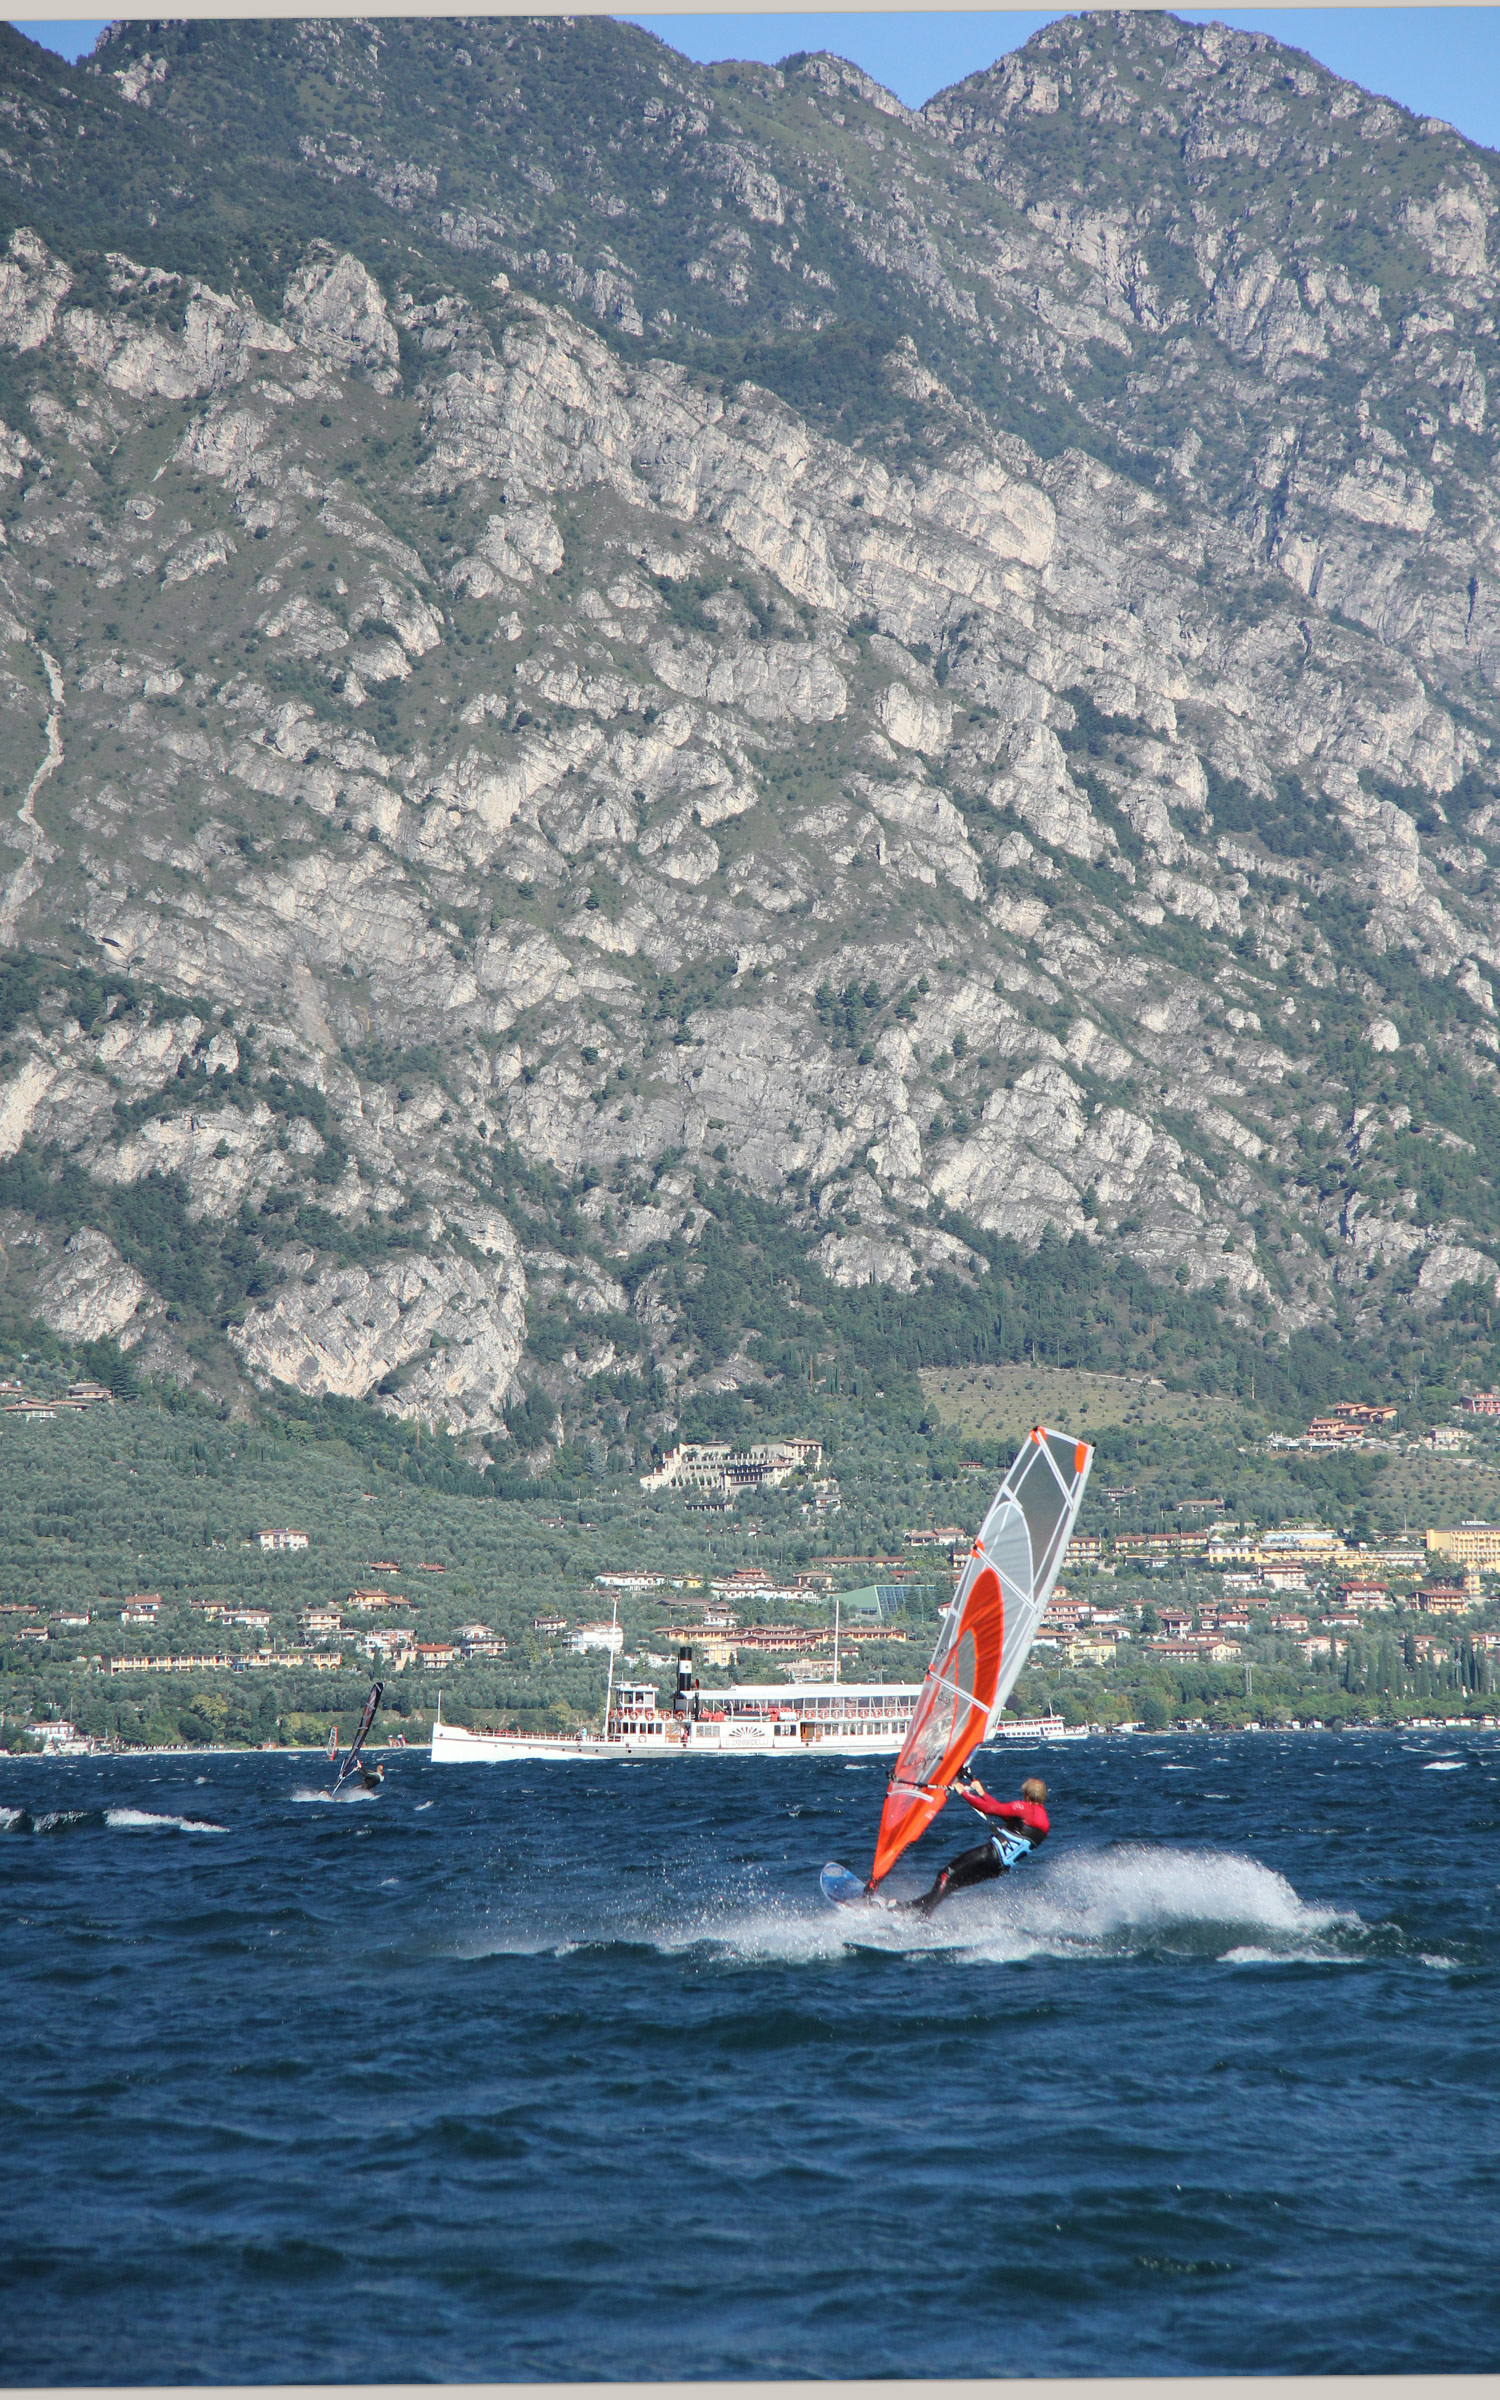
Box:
(991, 1716), (1089, 1743)
(430, 1705), (918, 1764)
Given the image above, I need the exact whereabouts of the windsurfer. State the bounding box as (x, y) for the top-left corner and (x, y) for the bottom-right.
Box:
(329, 1679), (384, 1797)
(905, 1771), (1049, 1915)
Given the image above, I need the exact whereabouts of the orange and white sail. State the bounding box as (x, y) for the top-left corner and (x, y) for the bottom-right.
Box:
(869, 1426), (1093, 1887)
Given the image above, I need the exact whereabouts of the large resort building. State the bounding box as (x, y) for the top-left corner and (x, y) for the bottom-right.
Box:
(641, 1439), (823, 1499)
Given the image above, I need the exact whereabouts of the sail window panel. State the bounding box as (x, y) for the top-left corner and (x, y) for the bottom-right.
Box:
(983, 1500), (1035, 1616)
(1014, 1443), (1072, 1586)
(900, 1680), (962, 1787)
(948, 1626), (981, 1710)
(1046, 1430), (1088, 1489)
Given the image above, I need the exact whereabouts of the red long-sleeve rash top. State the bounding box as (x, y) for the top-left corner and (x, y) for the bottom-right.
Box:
(961, 1792), (1050, 1846)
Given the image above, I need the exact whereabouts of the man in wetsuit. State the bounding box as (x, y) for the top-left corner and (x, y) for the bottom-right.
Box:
(907, 1770), (1049, 1915)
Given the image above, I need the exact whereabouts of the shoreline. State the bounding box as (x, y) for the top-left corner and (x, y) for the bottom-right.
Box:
(0, 1740), (410, 1763)
(4, 1718), (1498, 1763)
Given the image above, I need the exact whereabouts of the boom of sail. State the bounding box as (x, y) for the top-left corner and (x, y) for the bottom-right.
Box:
(869, 1426), (1093, 1887)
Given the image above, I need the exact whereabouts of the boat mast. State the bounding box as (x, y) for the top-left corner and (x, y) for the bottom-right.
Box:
(833, 1590), (840, 1687)
(603, 1593), (619, 1733)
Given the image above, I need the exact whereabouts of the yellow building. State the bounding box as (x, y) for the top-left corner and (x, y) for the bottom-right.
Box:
(1426, 1523), (1500, 1571)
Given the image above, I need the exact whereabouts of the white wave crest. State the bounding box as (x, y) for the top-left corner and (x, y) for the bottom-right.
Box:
(105, 1807), (226, 1833)
(951, 1845), (1360, 1965)
(655, 1903), (856, 1967)
(290, 1784), (376, 1804)
(1220, 1945), (1360, 1968)
(646, 1845), (1364, 1970)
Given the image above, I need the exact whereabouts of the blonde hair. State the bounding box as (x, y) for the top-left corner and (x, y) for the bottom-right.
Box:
(1021, 1777), (1047, 1803)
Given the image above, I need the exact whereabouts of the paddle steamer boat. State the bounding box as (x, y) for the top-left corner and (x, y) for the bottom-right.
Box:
(430, 1639), (924, 1762)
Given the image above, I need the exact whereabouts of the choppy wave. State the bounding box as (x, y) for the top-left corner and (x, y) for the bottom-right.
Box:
(3, 1736), (1493, 2384)
(290, 1784), (377, 1805)
(955, 1844), (1365, 1964)
(0, 1803), (224, 1834)
(1220, 1945), (1360, 1967)
(105, 1807), (226, 1834)
(662, 1845), (1369, 1969)
(0, 1803), (103, 1834)
(462, 1845), (1376, 1971)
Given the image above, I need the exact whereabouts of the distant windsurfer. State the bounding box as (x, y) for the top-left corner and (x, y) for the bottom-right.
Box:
(329, 1679), (384, 1797)
(905, 1771), (1049, 1915)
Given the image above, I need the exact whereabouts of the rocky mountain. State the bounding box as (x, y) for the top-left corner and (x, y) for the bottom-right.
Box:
(3, 9), (1500, 1470)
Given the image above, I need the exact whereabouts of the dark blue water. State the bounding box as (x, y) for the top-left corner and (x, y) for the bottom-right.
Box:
(3, 1730), (1499, 2382)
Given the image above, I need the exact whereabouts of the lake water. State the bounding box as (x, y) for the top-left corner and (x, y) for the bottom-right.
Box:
(3, 1729), (1498, 2381)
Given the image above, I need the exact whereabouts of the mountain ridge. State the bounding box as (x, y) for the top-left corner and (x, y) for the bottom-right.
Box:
(0, 11), (1499, 1473)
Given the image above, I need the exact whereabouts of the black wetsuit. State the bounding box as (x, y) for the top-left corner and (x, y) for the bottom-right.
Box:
(910, 1793), (1050, 1916)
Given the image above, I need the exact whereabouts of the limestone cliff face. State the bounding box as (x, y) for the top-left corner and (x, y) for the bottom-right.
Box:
(33, 1227), (153, 1344)
(0, 14), (1499, 1445)
(229, 1205), (526, 1435)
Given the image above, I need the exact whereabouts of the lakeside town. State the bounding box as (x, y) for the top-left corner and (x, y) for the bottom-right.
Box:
(7, 1384), (1500, 1751)
(9, 1508), (1500, 1752)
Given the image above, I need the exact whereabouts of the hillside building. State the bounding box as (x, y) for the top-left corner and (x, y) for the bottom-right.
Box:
(1305, 1403), (1397, 1446)
(737, 1625), (834, 1654)
(1336, 1581), (1391, 1612)
(569, 1622), (624, 1655)
(1427, 1522), (1500, 1572)
(641, 1438), (822, 1497)
(1261, 1563), (1310, 1591)
(1418, 1582), (1474, 1615)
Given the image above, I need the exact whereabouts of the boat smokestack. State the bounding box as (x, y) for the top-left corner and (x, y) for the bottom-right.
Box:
(675, 1646), (694, 1713)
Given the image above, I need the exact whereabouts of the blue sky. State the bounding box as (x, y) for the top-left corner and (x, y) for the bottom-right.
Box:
(11, 11), (1500, 151)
